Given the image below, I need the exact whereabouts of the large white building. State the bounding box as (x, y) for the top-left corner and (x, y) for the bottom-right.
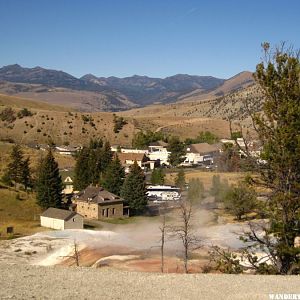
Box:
(184, 143), (221, 165)
(148, 141), (170, 166)
(40, 208), (83, 230)
(147, 185), (181, 202)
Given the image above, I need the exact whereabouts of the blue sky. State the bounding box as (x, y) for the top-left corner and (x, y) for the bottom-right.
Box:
(0, 0), (300, 79)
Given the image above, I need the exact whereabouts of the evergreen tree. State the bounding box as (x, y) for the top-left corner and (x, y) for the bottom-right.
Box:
(5, 144), (24, 189)
(101, 141), (113, 172)
(21, 157), (32, 191)
(74, 139), (113, 189)
(73, 146), (90, 190)
(150, 168), (165, 185)
(88, 138), (103, 185)
(102, 155), (125, 196)
(240, 44), (300, 274)
(167, 136), (185, 166)
(121, 161), (147, 214)
(175, 168), (186, 190)
(210, 175), (230, 202)
(224, 182), (256, 220)
(36, 149), (62, 209)
(188, 178), (204, 203)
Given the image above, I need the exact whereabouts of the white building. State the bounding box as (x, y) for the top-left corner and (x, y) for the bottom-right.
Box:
(55, 146), (80, 156)
(185, 143), (221, 165)
(40, 208), (83, 230)
(63, 176), (74, 195)
(147, 185), (181, 202)
(120, 148), (149, 154)
(148, 141), (170, 166)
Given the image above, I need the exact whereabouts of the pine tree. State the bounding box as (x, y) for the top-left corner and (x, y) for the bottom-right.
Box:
(175, 168), (186, 190)
(188, 178), (204, 203)
(102, 155), (125, 196)
(150, 168), (165, 185)
(36, 149), (63, 209)
(5, 144), (24, 189)
(121, 161), (147, 214)
(21, 157), (31, 191)
(73, 146), (90, 190)
(101, 141), (113, 172)
(224, 182), (256, 220)
(240, 44), (300, 274)
(74, 139), (112, 189)
(167, 136), (185, 166)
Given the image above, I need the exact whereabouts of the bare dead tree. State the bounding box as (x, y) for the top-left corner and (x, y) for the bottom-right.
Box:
(160, 213), (167, 273)
(172, 199), (201, 273)
(60, 239), (80, 267)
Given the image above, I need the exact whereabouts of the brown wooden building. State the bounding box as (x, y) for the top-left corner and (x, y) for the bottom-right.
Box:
(73, 186), (127, 219)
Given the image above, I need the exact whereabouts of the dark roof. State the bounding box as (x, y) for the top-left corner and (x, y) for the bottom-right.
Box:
(187, 143), (221, 154)
(117, 153), (147, 163)
(41, 207), (78, 221)
(76, 186), (124, 204)
(149, 141), (168, 147)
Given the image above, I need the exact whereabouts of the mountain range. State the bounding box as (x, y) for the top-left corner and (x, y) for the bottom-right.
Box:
(0, 64), (254, 111)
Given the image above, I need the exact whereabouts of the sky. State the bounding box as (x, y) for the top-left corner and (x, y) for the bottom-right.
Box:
(0, 0), (300, 79)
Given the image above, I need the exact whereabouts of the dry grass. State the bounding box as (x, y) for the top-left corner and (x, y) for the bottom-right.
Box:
(166, 170), (244, 190)
(0, 187), (45, 237)
(0, 93), (71, 111)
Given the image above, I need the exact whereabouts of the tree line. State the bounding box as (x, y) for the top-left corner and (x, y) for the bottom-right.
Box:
(73, 138), (147, 214)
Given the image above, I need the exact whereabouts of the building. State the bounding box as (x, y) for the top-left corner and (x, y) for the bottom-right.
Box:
(148, 141), (170, 166)
(120, 148), (149, 154)
(147, 185), (181, 202)
(117, 152), (149, 172)
(40, 207), (83, 230)
(184, 143), (221, 165)
(63, 176), (74, 195)
(55, 145), (80, 156)
(74, 186), (127, 219)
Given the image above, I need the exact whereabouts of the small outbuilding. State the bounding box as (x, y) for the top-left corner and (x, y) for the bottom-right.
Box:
(40, 207), (83, 230)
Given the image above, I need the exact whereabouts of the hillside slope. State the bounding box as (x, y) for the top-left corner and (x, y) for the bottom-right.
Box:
(178, 71), (254, 102)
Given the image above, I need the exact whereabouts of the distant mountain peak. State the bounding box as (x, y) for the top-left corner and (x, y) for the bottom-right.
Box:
(0, 63), (251, 111)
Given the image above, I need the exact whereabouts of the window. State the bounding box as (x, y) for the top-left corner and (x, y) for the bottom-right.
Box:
(112, 208), (115, 215)
(102, 209), (105, 216)
(72, 218), (75, 222)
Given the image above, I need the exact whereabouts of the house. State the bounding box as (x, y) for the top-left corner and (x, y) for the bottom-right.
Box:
(147, 185), (181, 202)
(63, 176), (74, 195)
(184, 143), (221, 165)
(73, 186), (127, 219)
(117, 152), (149, 172)
(148, 141), (170, 166)
(40, 207), (83, 230)
(120, 148), (149, 154)
(55, 145), (80, 155)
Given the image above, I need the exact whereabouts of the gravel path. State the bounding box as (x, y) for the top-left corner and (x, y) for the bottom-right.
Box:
(0, 263), (299, 300)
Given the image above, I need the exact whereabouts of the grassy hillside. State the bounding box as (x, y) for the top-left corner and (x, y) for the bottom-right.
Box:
(0, 187), (44, 237)
(0, 82), (262, 146)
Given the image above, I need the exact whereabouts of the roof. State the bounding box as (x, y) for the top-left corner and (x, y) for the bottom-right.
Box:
(76, 186), (124, 204)
(55, 146), (79, 152)
(41, 207), (78, 221)
(187, 143), (222, 154)
(117, 152), (147, 163)
(149, 141), (168, 147)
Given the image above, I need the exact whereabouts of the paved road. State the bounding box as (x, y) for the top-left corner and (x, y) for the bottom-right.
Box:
(0, 263), (299, 300)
